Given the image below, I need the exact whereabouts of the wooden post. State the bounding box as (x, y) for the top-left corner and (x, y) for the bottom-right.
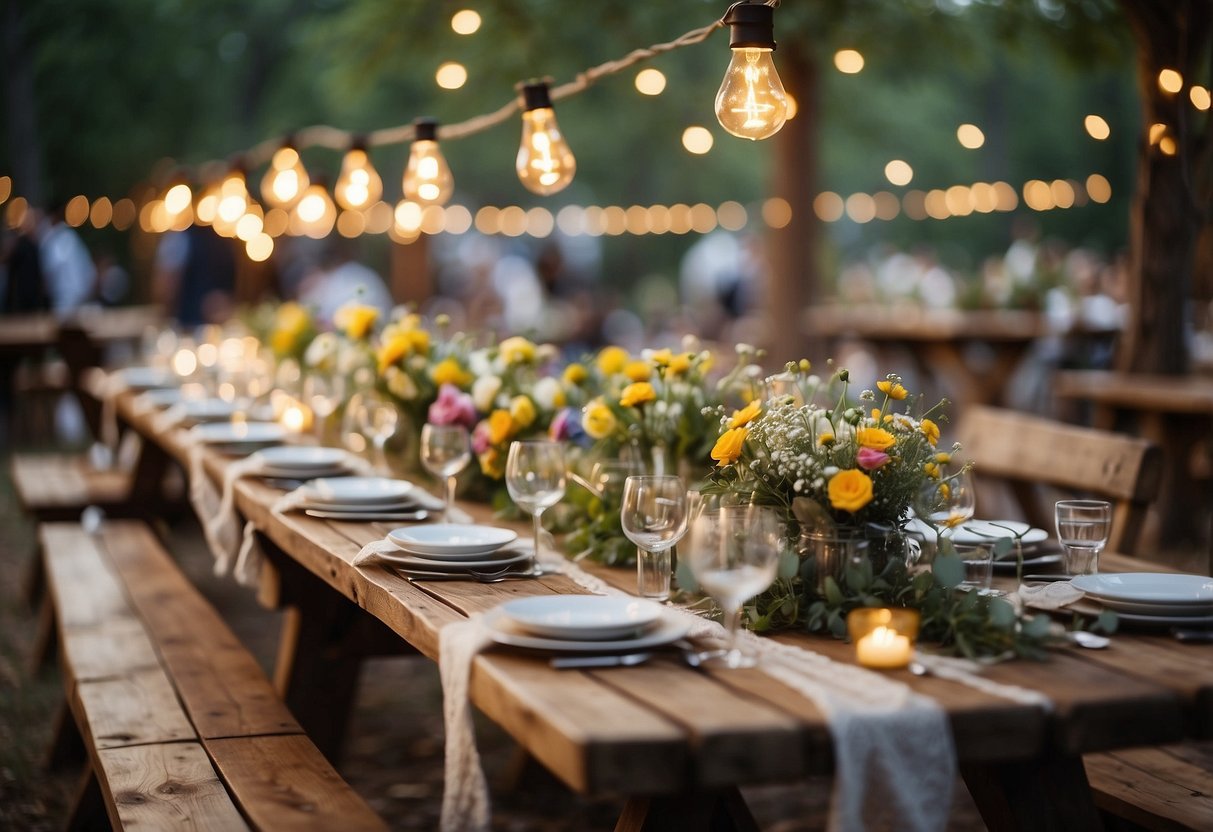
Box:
(390, 235), (433, 306)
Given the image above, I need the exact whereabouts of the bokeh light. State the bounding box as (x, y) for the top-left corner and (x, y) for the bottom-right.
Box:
(635, 68), (667, 96)
(436, 62), (468, 90)
(1084, 115), (1110, 140)
(834, 49), (864, 74)
(681, 126), (714, 154)
(956, 124), (985, 149)
(884, 160), (913, 186)
(451, 10), (481, 35)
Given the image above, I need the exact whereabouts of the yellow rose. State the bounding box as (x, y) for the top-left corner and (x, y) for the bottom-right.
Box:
(596, 346), (629, 375)
(430, 357), (472, 388)
(828, 469), (874, 513)
(582, 399), (617, 439)
(509, 395), (537, 428)
(729, 399), (762, 429)
(877, 379), (909, 400)
(667, 353), (693, 375)
(499, 336), (536, 365)
(921, 418), (940, 446)
(487, 409), (514, 444)
(377, 333), (412, 373)
(478, 448), (503, 479)
(711, 427), (748, 467)
(856, 426), (896, 451)
(334, 303), (379, 340)
(624, 360), (652, 382)
(562, 363), (588, 385)
(620, 381), (656, 408)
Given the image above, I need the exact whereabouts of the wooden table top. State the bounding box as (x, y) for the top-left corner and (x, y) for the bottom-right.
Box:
(110, 383), (1213, 799)
(1056, 370), (1213, 415)
(0, 305), (161, 352)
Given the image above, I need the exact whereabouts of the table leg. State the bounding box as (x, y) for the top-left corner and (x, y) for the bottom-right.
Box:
(615, 787), (759, 832)
(961, 753), (1104, 832)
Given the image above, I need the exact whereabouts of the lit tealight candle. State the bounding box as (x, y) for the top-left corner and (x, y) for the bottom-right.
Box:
(847, 607), (920, 670)
(281, 403), (309, 433)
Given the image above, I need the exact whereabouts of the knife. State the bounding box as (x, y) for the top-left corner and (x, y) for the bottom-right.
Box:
(550, 652), (653, 669)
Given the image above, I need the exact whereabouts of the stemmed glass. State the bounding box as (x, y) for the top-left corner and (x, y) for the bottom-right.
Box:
(620, 476), (689, 601)
(420, 424), (471, 521)
(358, 390), (399, 473)
(915, 468), (976, 544)
(505, 440), (567, 565)
(1055, 499), (1112, 575)
(684, 503), (784, 668)
(303, 373), (346, 445)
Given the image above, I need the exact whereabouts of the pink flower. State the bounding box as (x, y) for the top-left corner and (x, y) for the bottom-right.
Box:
(427, 383), (476, 429)
(857, 447), (890, 471)
(471, 420), (492, 454)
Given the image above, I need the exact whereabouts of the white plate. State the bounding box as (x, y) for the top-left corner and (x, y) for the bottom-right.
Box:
(1072, 573), (1213, 605)
(501, 595), (665, 641)
(119, 366), (177, 390)
(483, 608), (691, 653)
(954, 520), (1049, 547)
(260, 465), (350, 479)
(1087, 596), (1213, 616)
(388, 524), (518, 557)
(255, 446), (349, 470)
(308, 477), (413, 505)
(380, 549), (532, 571)
(190, 422), (286, 445)
(139, 388), (187, 408)
(304, 509), (428, 521)
(1106, 609), (1213, 628)
(181, 399), (241, 423)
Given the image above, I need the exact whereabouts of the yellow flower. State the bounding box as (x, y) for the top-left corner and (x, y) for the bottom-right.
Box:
(667, 353), (693, 375)
(943, 510), (967, 528)
(582, 399), (617, 439)
(935, 452), (951, 464)
(275, 302), (310, 336)
(487, 409), (514, 444)
(596, 346), (630, 375)
(877, 379), (909, 400)
(478, 448), (503, 478)
(620, 381), (656, 408)
(650, 348), (674, 367)
(562, 363), (588, 385)
(377, 333), (413, 373)
(856, 427), (896, 451)
(921, 418), (940, 446)
(711, 427), (748, 467)
(699, 351), (715, 373)
(334, 303), (379, 340)
(818, 431), (835, 446)
(729, 399), (762, 429)
(430, 357), (472, 388)
(270, 329), (296, 356)
(828, 469), (874, 513)
(499, 336), (537, 365)
(624, 360), (652, 382)
(509, 395), (537, 428)
(939, 482), (952, 500)
(405, 328), (430, 354)
(923, 462), (940, 479)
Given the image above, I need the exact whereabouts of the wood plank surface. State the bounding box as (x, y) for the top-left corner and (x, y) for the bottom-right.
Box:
(74, 668), (197, 749)
(41, 523), (134, 631)
(206, 734), (387, 831)
(94, 742), (251, 831)
(1086, 745), (1213, 832)
(61, 617), (161, 682)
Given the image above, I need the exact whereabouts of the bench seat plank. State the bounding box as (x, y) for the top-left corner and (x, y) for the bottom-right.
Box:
(42, 524), (132, 631)
(62, 618), (161, 682)
(74, 669), (197, 750)
(12, 454), (128, 515)
(95, 742), (251, 831)
(207, 734), (389, 832)
(1086, 744), (1213, 832)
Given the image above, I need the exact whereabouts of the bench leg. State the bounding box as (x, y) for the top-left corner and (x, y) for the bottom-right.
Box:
(65, 764), (110, 832)
(962, 753), (1105, 832)
(28, 594), (57, 676)
(45, 701), (86, 773)
(22, 541), (45, 610)
(615, 788), (759, 832)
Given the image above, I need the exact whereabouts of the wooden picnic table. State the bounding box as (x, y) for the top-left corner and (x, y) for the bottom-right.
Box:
(0, 304), (161, 354)
(104, 377), (1213, 831)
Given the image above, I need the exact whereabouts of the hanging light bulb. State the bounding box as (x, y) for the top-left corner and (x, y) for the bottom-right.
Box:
(260, 143), (310, 209)
(402, 119), (454, 206)
(289, 177), (337, 239)
(714, 2), (788, 141)
(515, 81), (576, 195)
(335, 140), (383, 210)
(213, 166), (250, 236)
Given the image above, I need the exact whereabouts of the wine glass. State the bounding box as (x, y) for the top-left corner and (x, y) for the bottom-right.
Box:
(358, 390), (399, 473)
(915, 468), (976, 543)
(505, 440), (567, 565)
(1055, 499), (1111, 576)
(303, 373), (346, 445)
(684, 503), (784, 668)
(620, 476), (689, 601)
(420, 424), (471, 521)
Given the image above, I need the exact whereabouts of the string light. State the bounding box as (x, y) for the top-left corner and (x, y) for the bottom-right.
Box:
(516, 81), (576, 195)
(714, 2), (787, 141)
(635, 68), (667, 96)
(403, 119), (455, 206)
(1084, 115), (1110, 140)
(451, 9), (481, 35)
(289, 180), (337, 238)
(260, 145), (309, 209)
(335, 141), (383, 210)
(834, 49), (864, 74)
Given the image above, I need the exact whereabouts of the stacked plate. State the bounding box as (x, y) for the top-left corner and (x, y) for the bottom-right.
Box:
(178, 398), (243, 425)
(382, 523), (527, 573)
(253, 446), (353, 480)
(118, 366), (177, 391)
(484, 595), (690, 653)
(1071, 573), (1213, 626)
(908, 518), (1058, 573)
(190, 421), (286, 453)
(297, 476), (442, 520)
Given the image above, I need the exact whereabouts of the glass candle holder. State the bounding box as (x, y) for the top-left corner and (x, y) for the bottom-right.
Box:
(847, 607), (920, 670)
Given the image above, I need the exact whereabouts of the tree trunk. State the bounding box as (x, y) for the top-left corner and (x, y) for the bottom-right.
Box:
(764, 43), (819, 366)
(1117, 0), (1212, 375)
(2, 0), (44, 206)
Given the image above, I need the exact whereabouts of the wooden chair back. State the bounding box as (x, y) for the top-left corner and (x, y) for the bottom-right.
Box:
(955, 405), (1163, 556)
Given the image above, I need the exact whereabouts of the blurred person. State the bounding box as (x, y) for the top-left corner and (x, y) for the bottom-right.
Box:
(39, 200), (95, 315)
(0, 215), (50, 442)
(152, 225), (236, 326)
(297, 238), (392, 325)
(93, 249), (130, 306)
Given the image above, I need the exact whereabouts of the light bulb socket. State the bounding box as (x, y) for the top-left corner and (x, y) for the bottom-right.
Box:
(413, 118), (439, 142)
(349, 134), (369, 153)
(724, 2), (777, 51)
(520, 81), (553, 112)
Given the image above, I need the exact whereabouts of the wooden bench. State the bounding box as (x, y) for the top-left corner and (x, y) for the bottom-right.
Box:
(11, 454), (133, 523)
(40, 520), (387, 831)
(1084, 743), (1213, 832)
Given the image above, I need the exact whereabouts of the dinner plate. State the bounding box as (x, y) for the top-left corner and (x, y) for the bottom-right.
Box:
(259, 465), (350, 479)
(255, 446), (349, 470)
(388, 524), (518, 558)
(953, 520), (1049, 547)
(139, 388), (187, 408)
(1105, 609), (1213, 628)
(119, 366), (177, 390)
(500, 595), (665, 641)
(180, 399), (241, 423)
(307, 477), (413, 505)
(991, 552), (1062, 574)
(190, 422), (286, 445)
(483, 608), (691, 653)
(380, 548), (532, 571)
(1071, 573), (1213, 605)
(1085, 596), (1213, 616)
(298, 498), (423, 513)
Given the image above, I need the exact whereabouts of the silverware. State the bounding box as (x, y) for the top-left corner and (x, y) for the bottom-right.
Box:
(404, 567), (548, 583)
(550, 652), (653, 669)
(1069, 631), (1111, 649)
(1021, 574), (1073, 583)
(1171, 628), (1213, 643)
(304, 509), (429, 522)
